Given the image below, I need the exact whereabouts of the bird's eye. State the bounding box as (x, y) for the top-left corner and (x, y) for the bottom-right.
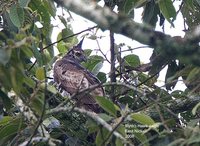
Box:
(75, 52), (82, 56)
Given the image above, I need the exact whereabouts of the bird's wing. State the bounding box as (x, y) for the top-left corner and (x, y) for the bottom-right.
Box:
(53, 59), (104, 110)
(54, 59), (87, 94)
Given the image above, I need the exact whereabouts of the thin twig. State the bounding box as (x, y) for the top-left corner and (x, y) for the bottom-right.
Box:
(27, 59), (37, 72)
(136, 63), (167, 88)
(95, 37), (111, 63)
(176, 1), (184, 17)
(119, 45), (149, 53)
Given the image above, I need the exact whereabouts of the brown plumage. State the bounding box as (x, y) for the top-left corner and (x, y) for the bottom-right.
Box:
(53, 38), (104, 112)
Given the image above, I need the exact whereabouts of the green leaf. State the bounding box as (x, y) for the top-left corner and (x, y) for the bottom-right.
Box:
(83, 55), (104, 73)
(0, 90), (12, 111)
(118, 0), (134, 15)
(142, 1), (159, 27)
(30, 0), (50, 23)
(167, 138), (185, 146)
(186, 67), (200, 82)
(158, 0), (176, 23)
(95, 96), (119, 117)
(165, 61), (179, 90)
(97, 72), (107, 83)
(18, 0), (31, 8)
(58, 15), (68, 27)
(0, 117), (25, 140)
(86, 119), (99, 134)
(117, 125), (126, 136)
(0, 116), (12, 125)
(43, 0), (56, 18)
(0, 127), (16, 142)
(57, 28), (77, 53)
(0, 48), (12, 65)
(35, 67), (45, 80)
(133, 0), (147, 8)
(195, 0), (200, 7)
(61, 28), (74, 43)
(134, 131), (149, 146)
(192, 102), (200, 115)
(119, 96), (133, 105)
(138, 73), (157, 86)
(124, 54), (140, 67)
(47, 85), (58, 94)
(95, 128), (109, 146)
(181, 0), (200, 29)
(57, 39), (68, 53)
(9, 62), (24, 94)
(115, 138), (123, 146)
(30, 94), (44, 115)
(2, 12), (18, 32)
(88, 34), (97, 40)
(187, 133), (200, 144)
(92, 61), (103, 75)
(131, 113), (155, 126)
(83, 49), (92, 57)
(170, 90), (186, 99)
(9, 4), (24, 28)
(31, 42), (43, 66)
(98, 113), (113, 122)
(185, 0), (195, 10)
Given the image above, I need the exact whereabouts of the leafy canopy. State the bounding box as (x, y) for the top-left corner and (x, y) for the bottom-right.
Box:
(0, 0), (200, 146)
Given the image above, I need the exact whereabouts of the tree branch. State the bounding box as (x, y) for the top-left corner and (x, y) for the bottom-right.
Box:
(110, 32), (116, 102)
(54, 79), (200, 117)
(47, 107), (134, 146)
(55, 0), (200, 66)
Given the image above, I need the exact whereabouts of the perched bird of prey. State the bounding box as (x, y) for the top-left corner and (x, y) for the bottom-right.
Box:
(53, 38), (104, 113)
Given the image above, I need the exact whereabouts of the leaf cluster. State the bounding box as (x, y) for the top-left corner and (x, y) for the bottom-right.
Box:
(0, 0), (200, 146)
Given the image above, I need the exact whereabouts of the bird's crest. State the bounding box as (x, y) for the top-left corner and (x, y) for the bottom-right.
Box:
(65, 37), (86, 62)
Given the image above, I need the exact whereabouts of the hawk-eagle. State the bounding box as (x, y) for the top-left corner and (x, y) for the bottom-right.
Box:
(53, 38), (104, 112)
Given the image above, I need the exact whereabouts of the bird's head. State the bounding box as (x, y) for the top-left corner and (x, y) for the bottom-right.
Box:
(65, 38), (87, 62)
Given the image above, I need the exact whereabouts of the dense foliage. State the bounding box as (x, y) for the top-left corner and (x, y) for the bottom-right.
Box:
(0, 0), (200, 145)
